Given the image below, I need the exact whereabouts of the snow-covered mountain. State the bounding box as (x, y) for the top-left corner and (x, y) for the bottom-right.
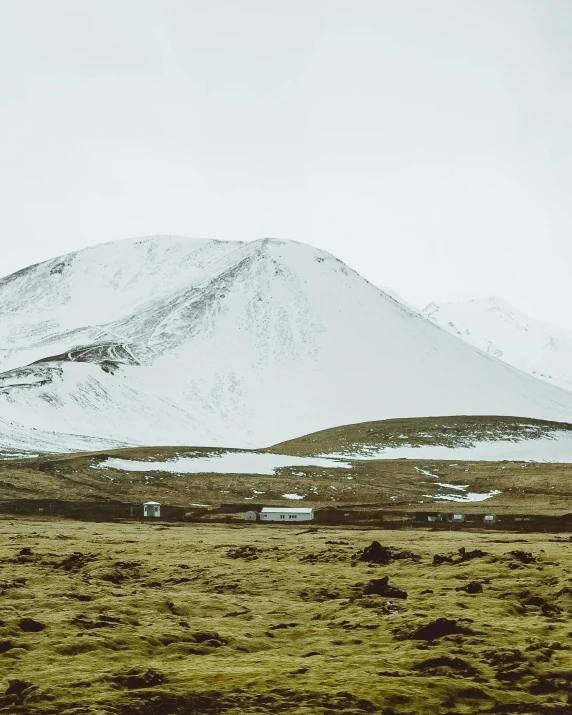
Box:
(424, 297), (572, 392)
(376, 286), (419, 313)
(1, 236), (572, 454)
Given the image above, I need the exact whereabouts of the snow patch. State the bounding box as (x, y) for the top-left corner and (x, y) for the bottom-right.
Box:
(95, 451), (352, 475)
(424, 490), (501, 503)
(339, 432), (572, 463)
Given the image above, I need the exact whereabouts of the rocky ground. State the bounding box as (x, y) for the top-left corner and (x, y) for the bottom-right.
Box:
(1, 517), (572, 714)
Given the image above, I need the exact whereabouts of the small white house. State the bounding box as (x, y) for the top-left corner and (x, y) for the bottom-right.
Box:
(260, 507), (314, 522)
(483, 514), (496, 523)
(451, 514), (465, 522)
(143, 501), (161, 518)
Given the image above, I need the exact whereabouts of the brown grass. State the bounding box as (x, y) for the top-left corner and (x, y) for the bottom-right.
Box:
(269, 415), (572, 455)
(2, 416), (572, 515)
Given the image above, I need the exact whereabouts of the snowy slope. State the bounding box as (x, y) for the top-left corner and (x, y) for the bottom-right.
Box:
(377, 286), (419, 313)
(424, 297), (572, 392)
(1, 236), (572, 453)
(342, 432), (572, 462)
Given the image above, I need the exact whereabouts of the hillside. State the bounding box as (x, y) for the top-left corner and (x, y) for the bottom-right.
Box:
(2, 416), (572, 515)
(270, 415), (572, 459)
(424, 297), (572, 391)
(2, 237), (572, 454)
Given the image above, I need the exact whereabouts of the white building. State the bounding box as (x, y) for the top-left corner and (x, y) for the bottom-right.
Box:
(260, 507), (314, 522)
(143, 501), (161, 517)
(244, 510), (258, 521)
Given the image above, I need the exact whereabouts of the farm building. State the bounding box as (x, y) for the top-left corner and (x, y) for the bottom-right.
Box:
(415, 512), (443, 523)
(260, 507), (314, 522)
(143, 501), (161, 518)
(244, 510), (258, 521)
(450, 514), (465, 523)
(483, 514), (496, 523)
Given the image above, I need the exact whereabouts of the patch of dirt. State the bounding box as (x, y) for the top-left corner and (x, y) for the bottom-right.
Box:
(411, 618), (474, 641)
(361, 577), (407, 599)
(433, 547), (489, 566)
(19, 618), (46, 632)
(226, 545), (262, 560)
(413, 656), (478, 676)
(113, 669), (165, 690)
(508, 550), (537, 564)
(55, 551), (97, 572)
(356, 541), (419, 566)
(456, 581), (483, 594)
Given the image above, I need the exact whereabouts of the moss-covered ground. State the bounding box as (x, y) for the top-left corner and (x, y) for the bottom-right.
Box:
(1, 517), (572, 714)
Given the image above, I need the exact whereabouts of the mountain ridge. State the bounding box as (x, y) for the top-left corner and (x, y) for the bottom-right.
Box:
(424, 296), (572, 391)
(1, 235), (572, 454)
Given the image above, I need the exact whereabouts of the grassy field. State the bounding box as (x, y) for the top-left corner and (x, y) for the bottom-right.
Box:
(1, 517), (572, 714)
(1, 449), (572, 516)
(1, 416), (572, 516)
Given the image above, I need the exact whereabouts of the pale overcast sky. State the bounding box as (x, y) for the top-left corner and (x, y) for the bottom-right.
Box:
(1, 0), (571, 326)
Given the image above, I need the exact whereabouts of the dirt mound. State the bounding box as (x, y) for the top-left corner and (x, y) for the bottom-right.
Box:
(456, 581), (483, 594)
(15, 547), (35, 563)
(433, 547), (488, 566)
(113, 669), (165, 690)
(413, 656), (477, 676)
(509, 550), (536, 564)
(19, 618), (46, 632)
(356, 541), (419, 565)
(66, 592), (92, 602)
(188, 631), (227, 647)
(412, 618), (473, 641)
(269, 622), (299, 631)
(226, 545), (262, 560)
(55, 551), (97, 572)
(362, 577), (408, 599)
(482, 647), (533, 682)
(5, 679), (33, 698)
(521, 594), (562, 617)
(0, 639), (31, 654)
(0, 577), (26, 595)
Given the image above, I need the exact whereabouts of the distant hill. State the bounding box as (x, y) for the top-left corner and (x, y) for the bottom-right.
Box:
(424, 297), (572, 392)
(2, 415), (572, 514)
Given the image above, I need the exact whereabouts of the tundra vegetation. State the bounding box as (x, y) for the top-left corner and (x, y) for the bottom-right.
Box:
(1, 518), (572, 714)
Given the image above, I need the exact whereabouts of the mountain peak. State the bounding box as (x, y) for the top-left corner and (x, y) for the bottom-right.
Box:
(424, 298), (572, 391)
(2, 237), (572, 453)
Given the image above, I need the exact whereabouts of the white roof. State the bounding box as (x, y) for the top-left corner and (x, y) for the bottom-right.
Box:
(143, 501), (161, 505)
(260, 507), (313, 514)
